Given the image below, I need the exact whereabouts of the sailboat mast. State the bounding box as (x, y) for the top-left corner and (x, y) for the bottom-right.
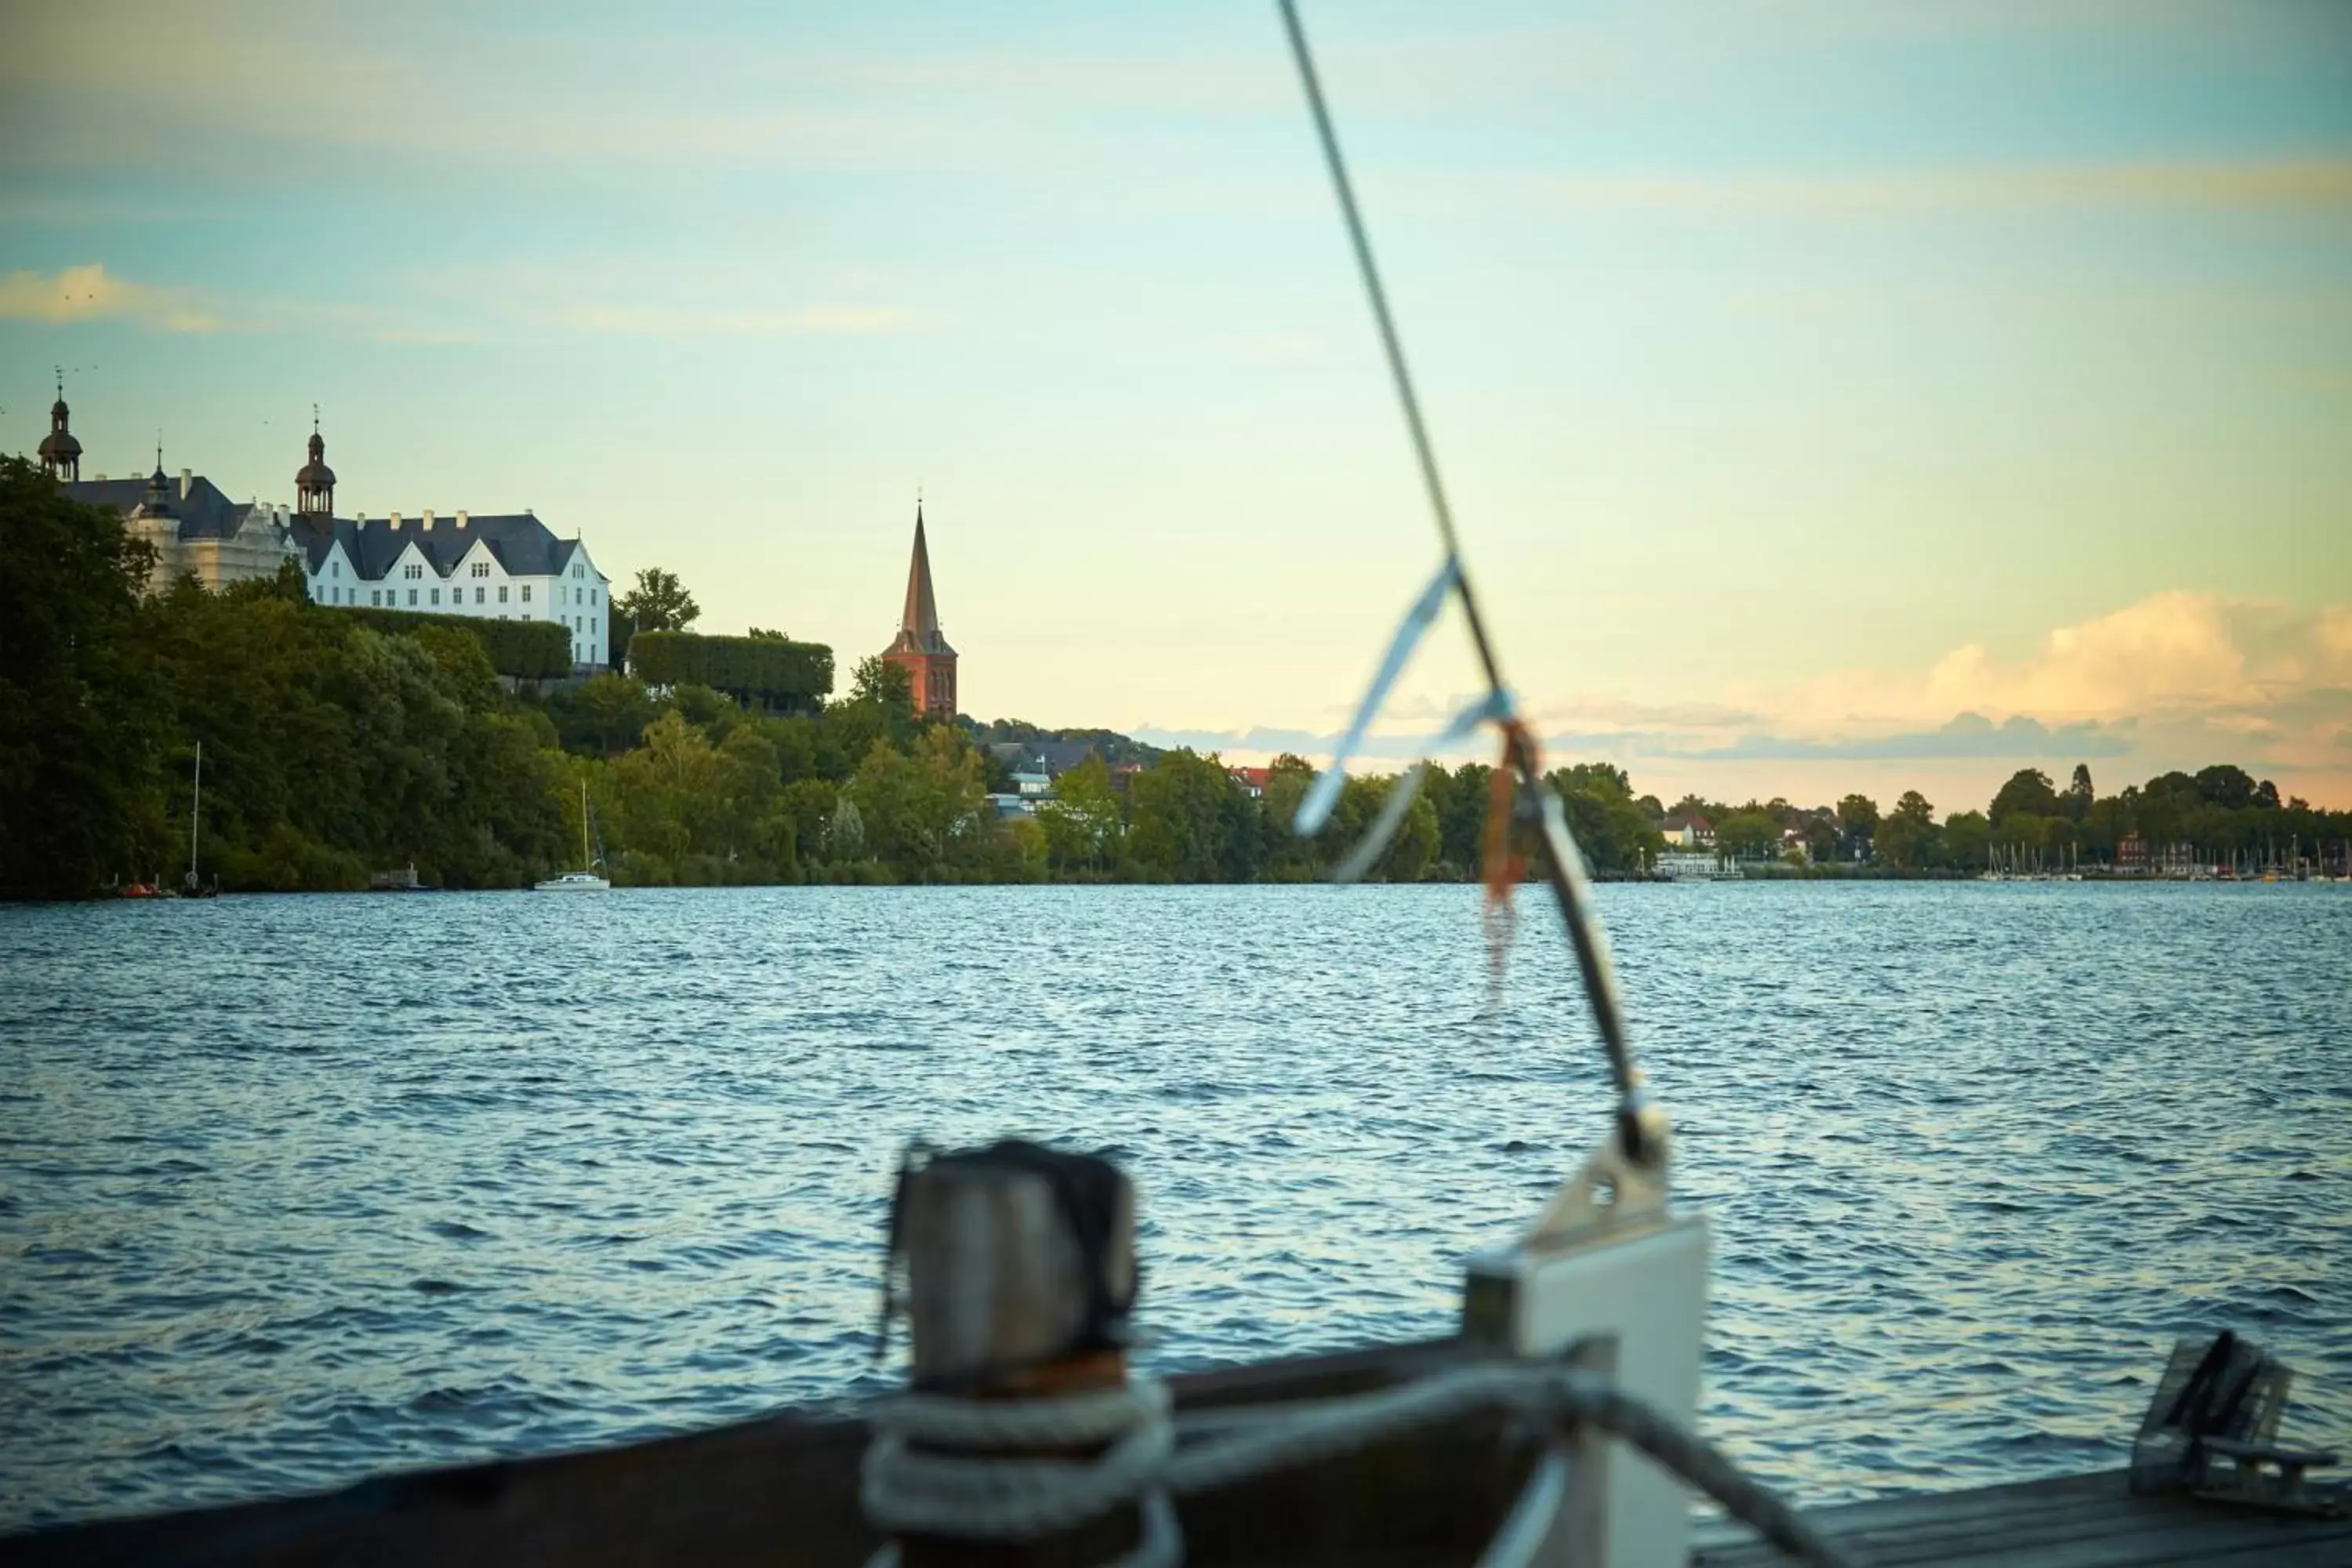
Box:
(189, 741), (202, 885)
(581, 780), (591, 870)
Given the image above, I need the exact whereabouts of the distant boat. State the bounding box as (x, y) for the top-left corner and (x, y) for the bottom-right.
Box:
(535, 782), (609, 892)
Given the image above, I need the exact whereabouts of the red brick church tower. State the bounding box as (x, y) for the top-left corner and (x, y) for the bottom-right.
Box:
(881, 499), (957, 717)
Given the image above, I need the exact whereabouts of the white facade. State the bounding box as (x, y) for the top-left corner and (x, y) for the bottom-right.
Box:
(301, 510), (612, 670)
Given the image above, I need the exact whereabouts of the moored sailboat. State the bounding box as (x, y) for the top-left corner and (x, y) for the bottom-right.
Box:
(535, 779), (610, 891)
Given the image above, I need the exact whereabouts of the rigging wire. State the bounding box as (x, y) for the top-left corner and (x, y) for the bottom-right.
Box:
(1273, 0), (1655, 1162)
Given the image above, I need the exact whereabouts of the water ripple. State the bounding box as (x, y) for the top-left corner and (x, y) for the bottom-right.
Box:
(1, 882), (2347, 1530)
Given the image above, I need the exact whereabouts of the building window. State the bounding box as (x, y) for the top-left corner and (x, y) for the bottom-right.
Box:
(591, 589), (598, 605)
(471, 561), (489, 579)
(371, 589), (381, 606)
(521, 586), (532, 602)
(474, 586), (483, 604)
(408, 589), (418, 606)
(331, 561), (341, 579)
(499, 586), (509, 603)
(430, 588), (440, 605)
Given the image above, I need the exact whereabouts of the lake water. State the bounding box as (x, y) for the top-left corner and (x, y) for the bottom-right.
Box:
(2, 882), (2347, 1534)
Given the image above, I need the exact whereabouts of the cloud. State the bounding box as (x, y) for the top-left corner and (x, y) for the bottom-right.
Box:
(1682, 713), (2134, 762)
(1766, 593), (2352, 734)
(1141, 593), (2351, 801)
(0, 263), (220, 333)
(370, 326), (479, 346)
(552, 304), (911, 338)
(1512, 159), (2352, 220)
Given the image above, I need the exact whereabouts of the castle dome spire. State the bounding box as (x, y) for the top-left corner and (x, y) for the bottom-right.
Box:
(295, 405), (336, 515)
(36, 368), (82, 480)
(142, 440), (173, 516)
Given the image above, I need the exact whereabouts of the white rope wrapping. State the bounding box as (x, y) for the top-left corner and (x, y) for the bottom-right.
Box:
(859, 1363), (1852, 1568)
(862, 1377), (1181, 1568)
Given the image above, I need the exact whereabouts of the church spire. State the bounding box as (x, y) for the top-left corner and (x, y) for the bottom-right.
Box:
(899, 496), (940, 642)
(880, 493), (958, 717)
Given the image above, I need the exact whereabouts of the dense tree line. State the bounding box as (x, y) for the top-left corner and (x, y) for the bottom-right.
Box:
(8, 463), (2338, 896)
(1670, 760), (2350, 874)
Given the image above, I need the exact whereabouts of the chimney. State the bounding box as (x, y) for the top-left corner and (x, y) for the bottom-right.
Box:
(456, 510), (469, 528)
(390, 511), (403, 527)
(179, 468), (191, 499)
(423, 509), (436, 528)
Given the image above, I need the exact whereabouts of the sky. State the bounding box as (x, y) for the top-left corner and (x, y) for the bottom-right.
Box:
(5, 0), (2350, 811)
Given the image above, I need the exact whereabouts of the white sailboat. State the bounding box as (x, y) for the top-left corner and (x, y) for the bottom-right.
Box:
(535, 781), (610, 891)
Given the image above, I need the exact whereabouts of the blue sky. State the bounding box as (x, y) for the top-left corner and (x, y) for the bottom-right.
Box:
(6, 1), (2350, 808)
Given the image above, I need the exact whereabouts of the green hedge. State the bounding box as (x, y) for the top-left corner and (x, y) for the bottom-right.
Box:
(327, 605), (575, 680)
(629, 630), (833, 706)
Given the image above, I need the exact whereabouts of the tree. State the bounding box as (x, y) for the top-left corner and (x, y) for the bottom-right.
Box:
(2064, 764), (2095, 821)
(1875, 790), (1940, 870)
(1428, 760), (1497, 877)
(1126, 750), (1238, 880)
(851, 655), (913, 707)
(2194, 764), (2256, 810)
(1836, 793), (1878, 838)
(1943, 810), (1991, 870)
(616, 567), (700, 634)
(1988, 768), (2060, 822)
(1548, 763), (1664, 874)
(555, 672), (661, 755)
(1036, 756), (1122, 873)
(844, 728), (986, 878)
(1715, 810), (1780, 862)
(826, 656), (918, 773)
(0, 459), (162, 896)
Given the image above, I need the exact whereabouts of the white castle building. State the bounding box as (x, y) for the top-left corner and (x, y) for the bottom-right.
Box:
(285, 424), (609, 670)
(34, 387), (610, 671)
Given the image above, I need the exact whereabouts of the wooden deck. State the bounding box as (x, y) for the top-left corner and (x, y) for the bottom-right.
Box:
(1691, 1468), (2352, 1567)
(12, 1337), (2342, 1566)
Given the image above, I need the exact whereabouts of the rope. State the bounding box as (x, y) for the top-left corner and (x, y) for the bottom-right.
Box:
(860, 1362), (1855, 1567)
(862, 1377), (1180, 1568)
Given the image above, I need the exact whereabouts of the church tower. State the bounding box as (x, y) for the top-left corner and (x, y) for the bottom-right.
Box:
(295, 408), (336, 516)
(37, 371), (82, 481)
(880, 499), (958, 718)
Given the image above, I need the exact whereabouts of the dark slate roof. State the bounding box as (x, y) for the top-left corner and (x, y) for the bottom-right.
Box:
(60, 475), (259, 542)
(287, 513), (586, 582)
(991, 739), (1102, 777)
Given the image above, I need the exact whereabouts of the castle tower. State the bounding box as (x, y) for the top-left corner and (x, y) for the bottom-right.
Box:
(880, 499), (958, 718)
(295, 408), (336, 516)
(140, 443), (172, 517)
(37, 371), (82, 481)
